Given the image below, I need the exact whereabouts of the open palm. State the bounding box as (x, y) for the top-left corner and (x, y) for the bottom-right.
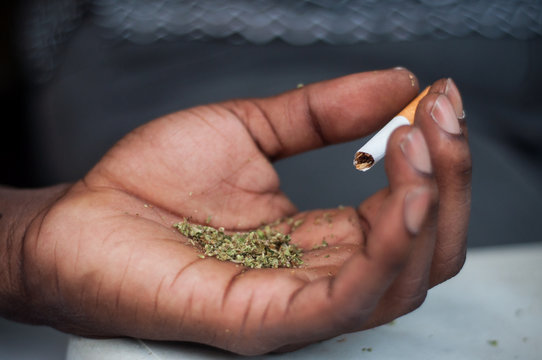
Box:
(22, 69), (470, 355)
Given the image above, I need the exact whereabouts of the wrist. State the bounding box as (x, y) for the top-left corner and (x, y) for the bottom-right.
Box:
(0, 184), (71, 321)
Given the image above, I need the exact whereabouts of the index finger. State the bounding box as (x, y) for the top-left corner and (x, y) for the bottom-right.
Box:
(222, 68), (420, 159)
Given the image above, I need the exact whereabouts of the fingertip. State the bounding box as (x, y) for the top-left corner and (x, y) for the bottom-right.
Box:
(385, 125), (414, 175)
(428, 78), (465, 123)
(403, 186), (433, 235)
(390, 67), (420, 92)
(364, 187), (416, 269)
(365, 183), (435, 274)
(417, 91), (462, 140)
(399, 127), (433, 174)
(428, 78), (448, 94)
(385, 125), (433, 190)
(416, 91), (471, 165)
(431, 95), (462, 135)
(444, 79), (464, 120)
(383, 125), (437, 241)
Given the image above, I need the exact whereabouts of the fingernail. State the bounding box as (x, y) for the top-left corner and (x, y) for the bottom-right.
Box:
(404, 187), (431, 235)
(431, 94), (461, 135)
(400, 127), (432, 174)
(444, 78), (464, 119)
(393, 66), (406, 70)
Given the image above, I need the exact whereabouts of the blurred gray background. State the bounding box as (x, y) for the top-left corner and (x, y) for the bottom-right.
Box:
(2, 1), (541, 359)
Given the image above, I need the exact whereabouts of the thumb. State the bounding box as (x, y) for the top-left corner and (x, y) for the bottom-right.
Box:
(221, 68), (419, 160)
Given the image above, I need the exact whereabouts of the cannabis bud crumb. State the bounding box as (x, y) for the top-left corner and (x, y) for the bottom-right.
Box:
(173, 219), (304, 269)
(312, 239), (328, 250)
(487, 339), (498, 347)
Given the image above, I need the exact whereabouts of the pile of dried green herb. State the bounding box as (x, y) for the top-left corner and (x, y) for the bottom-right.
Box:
(173, 219), (303, 269)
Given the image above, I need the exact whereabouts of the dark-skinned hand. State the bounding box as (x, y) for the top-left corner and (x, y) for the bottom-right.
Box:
(0, 68), (471, 355)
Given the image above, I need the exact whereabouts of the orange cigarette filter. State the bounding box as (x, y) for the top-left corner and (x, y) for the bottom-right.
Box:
(396, 86), (430, 123)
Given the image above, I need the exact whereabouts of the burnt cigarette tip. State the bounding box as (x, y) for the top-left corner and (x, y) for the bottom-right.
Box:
(354, 151), (375, 171)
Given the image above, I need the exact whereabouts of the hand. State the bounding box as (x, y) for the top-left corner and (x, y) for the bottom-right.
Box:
(6, 69), (470, 355)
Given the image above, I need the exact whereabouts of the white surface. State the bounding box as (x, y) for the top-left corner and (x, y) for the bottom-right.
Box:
(66, 243), (542, 360)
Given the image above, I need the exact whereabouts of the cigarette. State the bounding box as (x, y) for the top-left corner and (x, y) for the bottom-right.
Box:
(353, 86), (430, 171)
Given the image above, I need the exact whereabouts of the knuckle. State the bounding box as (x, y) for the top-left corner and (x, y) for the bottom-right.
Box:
(395, 289), (428, 314)
(446, 248), (467, 279)
(452, 151), (473, 183)
(408, 292), (428, 312)
(432, 247), (467, 285)
(331, 304), (374, 333)
(386, 277), (430, 317)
